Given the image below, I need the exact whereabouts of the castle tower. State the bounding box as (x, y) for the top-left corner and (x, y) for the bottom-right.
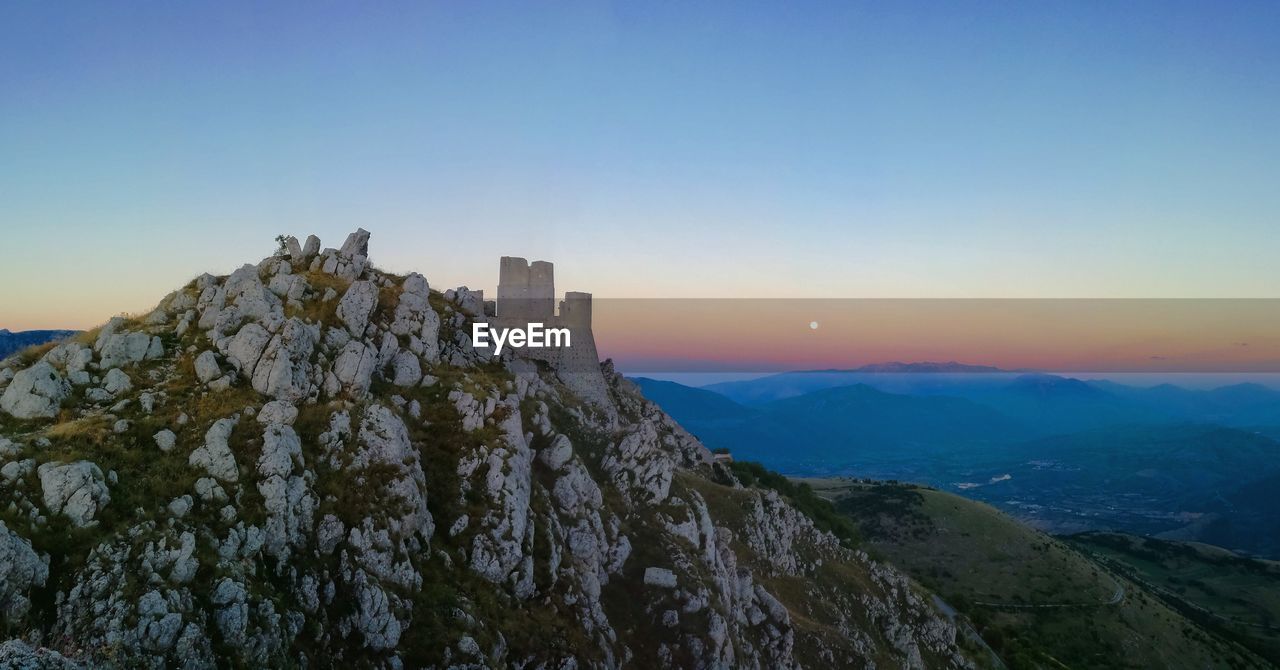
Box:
(559, 291), (592, 328)
(497, 256), (556, 320)
(528, 260), (555, 318)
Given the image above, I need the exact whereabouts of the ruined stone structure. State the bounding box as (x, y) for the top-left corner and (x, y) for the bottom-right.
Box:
(493, 257), (611, 411)
(494, 256), (588, 329)
(497, 257), (555, 320)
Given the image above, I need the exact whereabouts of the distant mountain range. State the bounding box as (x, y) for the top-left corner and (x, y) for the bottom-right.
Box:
(634, 367), (1280, 557)
(809, 361), (1009, 374)
(0, 328), (78, 360)
(704, 365), (1028, 404)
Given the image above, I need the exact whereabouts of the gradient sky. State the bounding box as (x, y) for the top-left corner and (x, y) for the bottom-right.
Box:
(3, 1), (1280, 332)
(590, 299), (1280, 373)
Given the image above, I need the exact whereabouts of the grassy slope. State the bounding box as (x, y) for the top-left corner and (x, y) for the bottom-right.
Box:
(807, 479), (1269, 670)
(679, 472), (973, 669)
(1071, 532), (1280, 665)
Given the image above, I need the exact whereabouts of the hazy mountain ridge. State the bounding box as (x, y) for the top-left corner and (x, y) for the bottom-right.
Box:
(0, 329), (78, 361)
(636, 373), (1280, 558)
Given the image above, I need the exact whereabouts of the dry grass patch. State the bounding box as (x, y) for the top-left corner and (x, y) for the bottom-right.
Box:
(46, 415), (114, 448)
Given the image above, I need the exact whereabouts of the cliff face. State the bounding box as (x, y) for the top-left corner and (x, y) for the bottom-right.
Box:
(0, 231), (969, 669)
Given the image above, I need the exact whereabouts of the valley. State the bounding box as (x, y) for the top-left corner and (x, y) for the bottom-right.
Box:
(635, 373), (1280, 558)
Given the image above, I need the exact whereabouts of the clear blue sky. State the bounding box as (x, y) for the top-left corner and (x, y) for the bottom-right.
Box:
(3, 1), (1279, 329)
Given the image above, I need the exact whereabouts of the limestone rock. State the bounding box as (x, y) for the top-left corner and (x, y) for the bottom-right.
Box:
(37, 461), (110, 527)
(644, 566), (678, 588)
(0, 521), (49, 624)
(448, 286), (484, 317)
(336, 281), (379, 338)
(250, 318), (318, 400)
(257, 400), (299, 426)
(332, 341), (377, 397)
(97, 329), (163, 369)
(389, 350), (422, 387)
(302, 234), (321, 258)
(153, 429), (177, 452)
(338, 228), (370, 259)
(103, 368), (132, 395)
(0, 362), (71, 419)
(194, 351), (222, 384)
(391, 274), (441, 364)
(539, 434), (574, 471)
(257, 425), (315, 561)
(224, 324), (271, 377)
(0, 640), (79, 669)
(284, 235), (303, 259)
(189, 417), (239, 482)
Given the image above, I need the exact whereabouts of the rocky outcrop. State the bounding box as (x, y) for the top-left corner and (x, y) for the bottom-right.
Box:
(95, 324), (163, 370)
(0, 362), (70, 419)
(0, 640), (80, 669)
(336, 280), (379, 338)
(0, 522), (48, 624)
(37, 461), (110, 527)
(256, 424), (315, 562)
(390, 273), (441, 364)
(249, 318), (318, 400)
(189, 418), (239, 483)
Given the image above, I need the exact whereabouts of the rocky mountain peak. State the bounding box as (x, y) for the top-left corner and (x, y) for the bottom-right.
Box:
(0, 230), (969, 668)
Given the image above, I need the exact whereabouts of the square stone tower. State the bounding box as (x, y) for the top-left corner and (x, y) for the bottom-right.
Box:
(497, 256), (555, 320)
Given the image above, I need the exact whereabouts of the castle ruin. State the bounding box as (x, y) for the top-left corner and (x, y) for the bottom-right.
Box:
(495, 256), (592, 329)
(492, 256), (609, 408)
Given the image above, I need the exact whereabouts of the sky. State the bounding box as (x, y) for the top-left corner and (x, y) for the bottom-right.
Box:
(3, 1), (1280, 336)
(590, 299), (1280, 374)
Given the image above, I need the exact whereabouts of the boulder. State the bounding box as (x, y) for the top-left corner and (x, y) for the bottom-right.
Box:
(338, 228), (371, 259)
(37, 461), (110, 527)
(189, 418), (239, 483)
(302, 235), (321, 258)
(102, 368), (132, 395)
(0, 362), (70, 419)
(194, 351), (221, 384)
(97, 330), (162, 369)
(450, 286), (484, 317)
(284, 236), (303, 260)
(257, 400), (299, 426)
(223, 324), (271, 376)
(539, 434), (574, 472)
(250, 318), (318, 400)
(391, 274), (441, 364)
(644, 566), (678, 589)
(336, 281), (379, 337)
(332, 341), (377, 397)
(389, 350), (422, 387)
(153, 429), (177, 452)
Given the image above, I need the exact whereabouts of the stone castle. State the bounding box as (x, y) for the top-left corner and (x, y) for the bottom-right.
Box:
(490, 256), (609, 408)
(495, 256), (592, 329)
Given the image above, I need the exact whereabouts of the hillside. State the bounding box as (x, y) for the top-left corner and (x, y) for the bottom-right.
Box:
(810, 479), (1270, 669)
(1071, 532), (1280, 665)
(0, 230), (970, 668)
(631, 377), (758, 423)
